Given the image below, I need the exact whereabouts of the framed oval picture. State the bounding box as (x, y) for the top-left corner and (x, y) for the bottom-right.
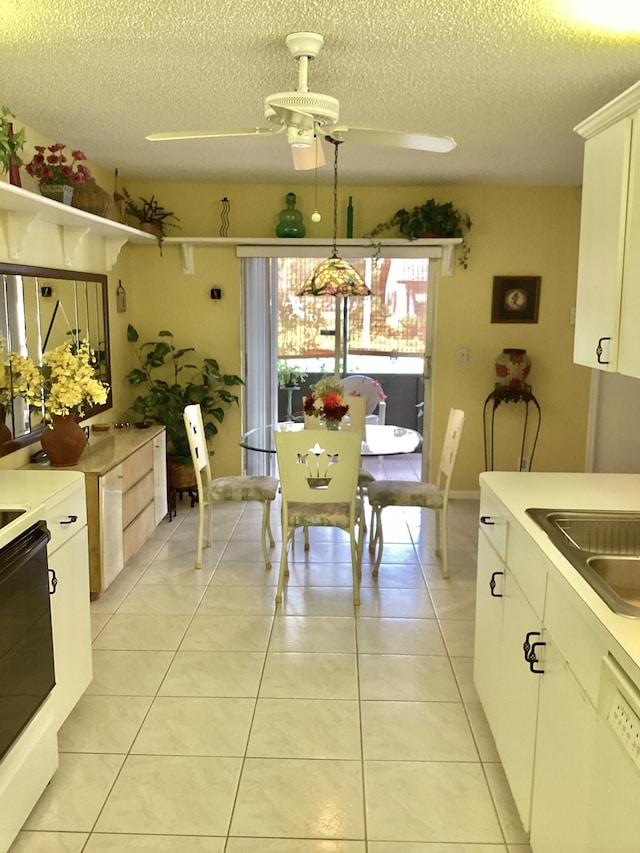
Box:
(491, 275), (541, 323)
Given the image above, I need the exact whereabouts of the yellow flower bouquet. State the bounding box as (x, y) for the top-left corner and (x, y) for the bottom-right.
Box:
(9, 340), (108, 421)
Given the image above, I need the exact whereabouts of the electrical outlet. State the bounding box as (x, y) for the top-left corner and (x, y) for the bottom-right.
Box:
(609, 691), (640, 771)
(519, 456), (530, 471)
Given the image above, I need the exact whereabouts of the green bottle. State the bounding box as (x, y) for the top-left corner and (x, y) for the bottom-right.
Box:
(276, 192), (305, 238)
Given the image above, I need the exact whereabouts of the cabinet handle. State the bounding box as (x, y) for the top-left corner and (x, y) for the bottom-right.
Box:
(523, 631), (545, 673)
(596, 337), (611, 365)
(48, 568), (58, 595)
(489, 571), (503, 597)
(480, 515), (495, 526)
(60, 514), (78, 525)
(522, 630), (539, 662)
(528, 642), (546, 674)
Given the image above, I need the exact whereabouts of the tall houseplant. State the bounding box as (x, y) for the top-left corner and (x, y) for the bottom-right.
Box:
(369, 198), (473, 268)
(126, 325), (243, 484)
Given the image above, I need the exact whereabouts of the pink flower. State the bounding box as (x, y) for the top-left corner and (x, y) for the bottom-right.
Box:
(25, 141), (91, 186)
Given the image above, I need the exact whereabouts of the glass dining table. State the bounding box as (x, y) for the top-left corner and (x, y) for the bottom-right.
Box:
(240, 422), (422, 456)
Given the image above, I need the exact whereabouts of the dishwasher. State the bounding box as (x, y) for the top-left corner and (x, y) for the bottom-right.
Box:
(587, 654), (640, 850)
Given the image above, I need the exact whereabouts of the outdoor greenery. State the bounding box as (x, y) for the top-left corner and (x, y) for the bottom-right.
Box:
(126, 325), (243, 465)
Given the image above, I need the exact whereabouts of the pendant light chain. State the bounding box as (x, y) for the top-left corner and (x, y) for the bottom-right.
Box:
(330, 136), (341, 259)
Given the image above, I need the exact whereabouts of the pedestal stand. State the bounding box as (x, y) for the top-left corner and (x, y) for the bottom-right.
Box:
(483, 384), (541, 471)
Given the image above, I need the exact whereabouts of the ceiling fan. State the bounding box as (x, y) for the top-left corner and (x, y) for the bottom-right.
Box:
(146, 32), (457, 170)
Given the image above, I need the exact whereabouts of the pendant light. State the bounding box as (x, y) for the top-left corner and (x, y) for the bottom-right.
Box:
(298, 136), (370, 379)
(298, 137), (370, 297)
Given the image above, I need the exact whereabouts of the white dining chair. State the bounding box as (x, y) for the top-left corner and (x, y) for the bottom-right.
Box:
(275, 430), (365, 605)
(183, 403), (278, 570)
(367, 408), (465, 579)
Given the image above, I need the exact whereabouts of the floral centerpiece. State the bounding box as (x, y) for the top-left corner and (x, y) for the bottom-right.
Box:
(303, 376), (349, 426)
(25, 143), (91, 205)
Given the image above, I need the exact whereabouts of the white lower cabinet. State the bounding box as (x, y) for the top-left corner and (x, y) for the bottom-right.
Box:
(529, 634), (597, 853)
(493, 569), (542, 830)
(48, 527), (92, 729)
(474, 535), (505, 728)
(475, 483), (608, 851)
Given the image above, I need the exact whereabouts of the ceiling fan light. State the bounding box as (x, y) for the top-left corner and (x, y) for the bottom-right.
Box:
(298, 257), (370, 297)
(287, 125), (315, 147)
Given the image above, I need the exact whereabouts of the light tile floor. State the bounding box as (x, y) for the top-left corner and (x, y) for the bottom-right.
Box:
(11, 455), (533, 852)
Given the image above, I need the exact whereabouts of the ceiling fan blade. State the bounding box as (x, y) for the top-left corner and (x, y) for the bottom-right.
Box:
(146, 127), (283, 142)
(291, 136), (327, 170)
(322, 126), (456, 153)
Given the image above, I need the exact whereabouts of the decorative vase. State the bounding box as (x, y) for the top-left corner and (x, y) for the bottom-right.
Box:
(71, 179), (111, 217)
(7, 123), (21, 187)
(495, 348), (531, 390)
(40, 414), (88, 467)
(39, 182), (74, 205)
(324, 418), (341, 430)
(0, 403), (12, 444)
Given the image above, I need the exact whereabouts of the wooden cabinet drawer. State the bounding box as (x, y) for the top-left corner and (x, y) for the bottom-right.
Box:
(43, 484), (87, 555)
(122, 470), (154, 528)
(123, 502), (155, 564)
(121, 442), (153, 491)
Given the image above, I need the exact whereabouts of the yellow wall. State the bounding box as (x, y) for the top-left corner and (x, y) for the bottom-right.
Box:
(118, 180), (591, 490)
(1, 118), (591, 486)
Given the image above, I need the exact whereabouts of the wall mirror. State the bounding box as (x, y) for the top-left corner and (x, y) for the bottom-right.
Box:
(0, 262), (112, 456)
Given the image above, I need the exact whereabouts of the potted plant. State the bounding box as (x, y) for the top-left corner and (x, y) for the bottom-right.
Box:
(277, 359), (308, 388)
(24, 142), (92, 205)
(0, 107), (26, 187)
(122, 188), (180, 254)
(369, 198), (473, 268)
(125, 325), (243, 487)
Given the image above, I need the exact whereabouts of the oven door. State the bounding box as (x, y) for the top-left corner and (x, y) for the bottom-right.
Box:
(0, 520), (54, 760)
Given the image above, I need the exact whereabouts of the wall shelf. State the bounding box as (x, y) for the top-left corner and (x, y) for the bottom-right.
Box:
(0, 181), (156, 269)
(161, 236), (463, 276)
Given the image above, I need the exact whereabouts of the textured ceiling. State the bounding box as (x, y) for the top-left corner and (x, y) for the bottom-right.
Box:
(3, 0), (640, 186)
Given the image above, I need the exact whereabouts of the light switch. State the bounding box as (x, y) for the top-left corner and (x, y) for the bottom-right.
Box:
(457, 347), (469, 364)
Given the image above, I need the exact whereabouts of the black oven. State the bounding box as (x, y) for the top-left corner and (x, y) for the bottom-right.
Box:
(0, 520), (55, 760)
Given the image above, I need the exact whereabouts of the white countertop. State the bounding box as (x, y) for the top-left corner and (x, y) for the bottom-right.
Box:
(481, 471), (640, 678)
(0, 469), (85, 549)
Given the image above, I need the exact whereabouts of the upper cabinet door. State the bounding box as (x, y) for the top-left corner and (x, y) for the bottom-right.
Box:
(618, 119), (640, 378)
(574, 116), (632, 372)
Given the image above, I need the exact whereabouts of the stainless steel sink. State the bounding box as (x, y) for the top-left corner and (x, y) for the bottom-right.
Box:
(526, 508), (640, 617)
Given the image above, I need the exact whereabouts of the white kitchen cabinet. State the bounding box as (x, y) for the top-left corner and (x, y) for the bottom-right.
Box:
(475, 495), (547, 831)
(574, 81), (640, 377)
(493, 569), (543, 830)
(48, 520), (92, 729)
(35, 426), (168, 597)
(530, 633), (597, 853)
(474, 534), (506, 729)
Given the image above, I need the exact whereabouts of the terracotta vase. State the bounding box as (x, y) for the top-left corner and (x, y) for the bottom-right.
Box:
(0, 403), (12, 444)
(40, 414), (88, 467)
(495, 348), (532, 390)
